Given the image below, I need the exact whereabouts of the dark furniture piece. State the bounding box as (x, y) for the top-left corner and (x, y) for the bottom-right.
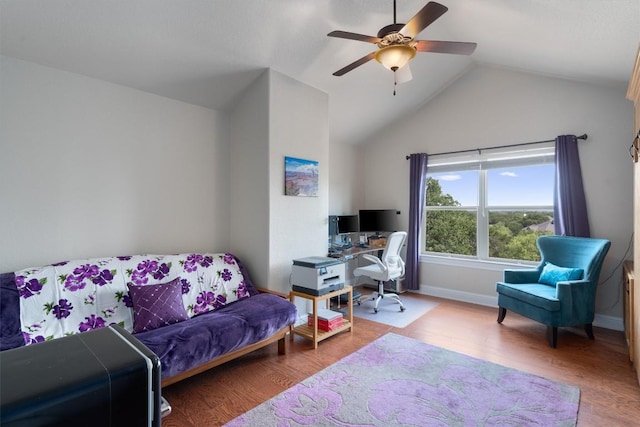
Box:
(1, 325), (162, 427)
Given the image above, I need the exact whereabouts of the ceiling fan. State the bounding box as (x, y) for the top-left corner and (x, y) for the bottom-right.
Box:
(328, 0), (477, 85)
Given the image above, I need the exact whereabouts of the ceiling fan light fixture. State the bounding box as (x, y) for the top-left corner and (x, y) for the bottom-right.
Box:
(328, 1), (476, 78)
(374, 45), (416, 71)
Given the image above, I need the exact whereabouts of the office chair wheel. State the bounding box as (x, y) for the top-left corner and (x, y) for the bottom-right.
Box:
(400, 306), (406, 312)
(373, 308), (378, 313)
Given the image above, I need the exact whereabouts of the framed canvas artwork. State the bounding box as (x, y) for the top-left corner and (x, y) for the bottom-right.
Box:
(284, 156), (318, 197)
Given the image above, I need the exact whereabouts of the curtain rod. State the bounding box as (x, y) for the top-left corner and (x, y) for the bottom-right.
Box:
(405, 133), (588, 160)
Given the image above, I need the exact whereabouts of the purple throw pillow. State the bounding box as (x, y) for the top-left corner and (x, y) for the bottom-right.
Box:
(127, 278), (189, 333)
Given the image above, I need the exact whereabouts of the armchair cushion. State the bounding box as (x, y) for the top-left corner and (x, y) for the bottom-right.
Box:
(538, 262), (583, 286)
(495, 282), (560, 311)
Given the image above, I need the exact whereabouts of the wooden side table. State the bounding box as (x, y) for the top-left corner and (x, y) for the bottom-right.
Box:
(290, 285), (353, 349)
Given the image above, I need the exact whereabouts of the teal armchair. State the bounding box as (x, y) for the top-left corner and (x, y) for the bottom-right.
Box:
(496, 235), (611, 347)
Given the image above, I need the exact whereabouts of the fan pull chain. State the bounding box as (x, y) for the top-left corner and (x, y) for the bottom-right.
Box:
(393, 71), (397, 96)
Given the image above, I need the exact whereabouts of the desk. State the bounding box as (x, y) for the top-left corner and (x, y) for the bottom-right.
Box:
(328, 246), (383, 287)
(328, 245), (383, 261)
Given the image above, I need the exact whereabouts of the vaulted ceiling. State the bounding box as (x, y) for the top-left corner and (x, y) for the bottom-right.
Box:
(2, 0), (639, 146)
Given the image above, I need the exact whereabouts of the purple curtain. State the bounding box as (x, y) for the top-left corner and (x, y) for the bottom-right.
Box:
(406, 153), (428, 290)
(553, 135), (590, 237)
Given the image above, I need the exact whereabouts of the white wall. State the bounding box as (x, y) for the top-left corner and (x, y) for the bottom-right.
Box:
(268, 70), (329, 293)
(229, 71), (271, 286)
(359, 64), (634, 326)
(1, 58), (330, 299)
(328, 141), (365, 215)
(0, 56), (231, 272)
(230, 70), (329, 294)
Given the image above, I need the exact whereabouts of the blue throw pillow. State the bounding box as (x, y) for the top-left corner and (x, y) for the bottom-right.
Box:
(539, 262), (583, 286)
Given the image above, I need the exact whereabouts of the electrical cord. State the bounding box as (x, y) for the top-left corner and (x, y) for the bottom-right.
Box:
(598, 232), (633, 311)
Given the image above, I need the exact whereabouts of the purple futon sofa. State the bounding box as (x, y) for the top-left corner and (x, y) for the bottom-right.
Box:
(0, 253), (297, 386)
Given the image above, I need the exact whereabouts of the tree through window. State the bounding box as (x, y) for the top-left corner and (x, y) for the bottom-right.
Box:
(423, 145), (555, 262)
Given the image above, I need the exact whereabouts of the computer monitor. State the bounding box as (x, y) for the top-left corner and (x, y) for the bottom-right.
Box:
(328, 215), (359, 235)
(358, 209), (397, 234)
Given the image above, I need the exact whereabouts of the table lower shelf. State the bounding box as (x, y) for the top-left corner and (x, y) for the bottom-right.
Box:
(291, 320), (352, 345)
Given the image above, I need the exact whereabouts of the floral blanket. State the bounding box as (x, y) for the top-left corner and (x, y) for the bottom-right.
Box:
(15, 253), (251, 345)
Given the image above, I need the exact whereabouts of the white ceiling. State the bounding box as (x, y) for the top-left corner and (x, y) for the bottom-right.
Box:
(2, 0), (639, 146)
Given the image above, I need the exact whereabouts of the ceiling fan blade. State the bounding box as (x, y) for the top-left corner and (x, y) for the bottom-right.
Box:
(332, 52), (376, 76)
(415, 40), (477, 55)
(327, 30), (382, 44)
(396, 64), (413, 84)
(400, 1), (448, 39)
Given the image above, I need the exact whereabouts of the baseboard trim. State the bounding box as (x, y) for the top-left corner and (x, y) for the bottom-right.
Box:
(418, 285), (624, 332)
(419, 285), (497, 308)
(593, 314), (624, 332)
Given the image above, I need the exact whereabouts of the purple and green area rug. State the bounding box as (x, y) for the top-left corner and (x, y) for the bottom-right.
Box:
(225, 333), (580, 426)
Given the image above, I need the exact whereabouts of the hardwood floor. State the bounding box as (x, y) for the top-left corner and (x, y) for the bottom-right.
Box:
(161, 294), (640, 426)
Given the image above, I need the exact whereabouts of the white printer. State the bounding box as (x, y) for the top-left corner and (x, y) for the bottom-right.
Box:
(291, 256), (345, 296)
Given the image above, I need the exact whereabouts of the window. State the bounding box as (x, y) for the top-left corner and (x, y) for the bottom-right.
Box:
(423, 143), (555, 262)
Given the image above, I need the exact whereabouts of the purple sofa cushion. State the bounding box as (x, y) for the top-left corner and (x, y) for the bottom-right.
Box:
(134, 293), (297, 379)
(1, 272), (25, 351)
(127, 278), (189, 333)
